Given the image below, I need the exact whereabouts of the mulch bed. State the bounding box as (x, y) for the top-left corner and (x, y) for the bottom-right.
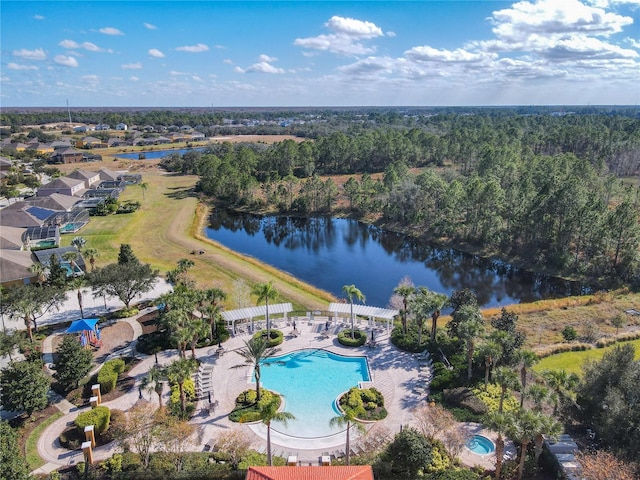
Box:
(137, 310), (160, 335)
(10, 404), (60, 457)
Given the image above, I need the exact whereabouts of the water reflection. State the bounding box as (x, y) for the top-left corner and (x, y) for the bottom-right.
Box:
(206, 210), (590, 307)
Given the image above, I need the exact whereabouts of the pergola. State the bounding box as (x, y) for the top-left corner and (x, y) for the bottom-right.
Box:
(221, 303), (293, 335)
(327, 303), (399, 333)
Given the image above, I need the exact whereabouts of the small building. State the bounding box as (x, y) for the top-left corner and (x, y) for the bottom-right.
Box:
(97, 169), (124, 182)
(27, 143), (54, 155)
(49, 147), (84, 164)
(78, 136), (106, 148)
(191, 131), (205, 140)
(66, 169), (101, 189)
(37, 176), (86, 197)
(3, 142), (29, 153)
(0, 250), (38, 287)
(115, 123), (128, 131)
(246, 466), (374, 480)
(95, 123), (110, 131)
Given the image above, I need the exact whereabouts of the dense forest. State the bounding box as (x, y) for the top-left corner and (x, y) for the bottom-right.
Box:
(155, 112), (640, 287)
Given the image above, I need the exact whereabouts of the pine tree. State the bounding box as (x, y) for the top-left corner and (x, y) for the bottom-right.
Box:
(53, 335), (94, 391)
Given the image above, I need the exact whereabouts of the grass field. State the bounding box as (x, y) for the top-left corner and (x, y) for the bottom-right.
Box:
(532, 338), (640, 376)
(64, 169), (334, 310)
(25, 411), (64, 471)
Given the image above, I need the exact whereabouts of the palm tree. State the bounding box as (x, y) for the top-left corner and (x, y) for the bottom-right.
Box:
(533, 412), (562, 467)
(242, 397), (294, 466)
(71, 236), (87, 250)
(252, 281), (279, 337)
(186, 316), (209, 360)
(330, 407), (366, 466)
(542, 369), (579, 414)
(506, 409), (540, 480)
(494, 366), (520, 414)
(485, 411), (509, 480)
(142, 365), (166, 408)
(527, 383), (550, 412)
(165, 358), (197, 414)
(515, 349), (538, 408)
(62, 250), (79, 276)
(28, 262), (46, 285)
(233, 336), (280, 402)
(455, 304), (485, 382)
(342, 284), (365, 339)
(140, 182), (148, 199)
(426, 290), (448, 343)
(83, 247), (99, 271)
(393, 284), (414, 334)
(200, 288), (226, 339)
(478, 340), (503, 387)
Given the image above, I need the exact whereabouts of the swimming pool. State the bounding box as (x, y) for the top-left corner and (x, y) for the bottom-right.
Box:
(466, 434), (495, 455)
(255, 349), (370, 438)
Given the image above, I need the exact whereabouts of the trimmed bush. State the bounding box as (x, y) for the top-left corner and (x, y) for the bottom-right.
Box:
(337, 329), (367, 347)
(252, 329), (283, 347)
(338, 387), (387, 421)
(229, 390), (278, 423)
(390, 325), (430, 353)
(113, 308), (139, 319)
(59, 427), (83, 450)
(97, 358), (126, 394)
(75, 405), (111, 435)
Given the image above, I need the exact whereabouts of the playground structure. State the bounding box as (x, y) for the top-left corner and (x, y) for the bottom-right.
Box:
(66, 318), (103, 349)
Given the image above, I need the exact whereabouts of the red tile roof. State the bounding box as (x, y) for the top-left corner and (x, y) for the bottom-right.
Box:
(246, 466), (374, 480)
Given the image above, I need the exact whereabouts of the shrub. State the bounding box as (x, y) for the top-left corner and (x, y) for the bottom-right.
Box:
(443, 387), (487, 415)
(97, 358), (125, 394)
(429, 362), (459, 391)
(59, 427), (83, 450)
(113, 308), (139, 319)
(229, 390), (278, 423)
(252, 329), (283, 347)
(136, 331), (173, 355)
(120, 451), (143, 472)
(562, 325), (578, 342)
(75, 405), (111, 436)
(472, 384), (519, 413)
(390, 325), (429, 353)
(338, 387), (387, 421)
(535, 342), (593, 358)
(337, 329), (367, 347)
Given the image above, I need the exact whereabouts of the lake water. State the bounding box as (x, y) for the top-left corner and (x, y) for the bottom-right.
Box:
(114, 147), (206, 160)
(205, 210), (590, 308)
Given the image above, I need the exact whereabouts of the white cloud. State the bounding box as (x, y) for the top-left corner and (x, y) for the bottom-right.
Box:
(122, 62), (143, 69)
(129, 76), (140, 81)
(258, 54), (278, 63)
(626, 37), (640, 48)
(82, 75), (99, 83)
(99, 27), (124, 36)
(59, 40), (105, 52)
(405, 46), (495, 63)
(54, 55), (78, 67)
(294, 15), (385, 56)
(325, 16), (383, 38)
(144, 22), (157, 30)
(34, 14), (44, 20)
(192, 75), (203, 82)
(7, 63), (39, 70)
(148, 48), (165, 58)
(386, 31), (397, 38)
(13, 48), (46, 60)
(169, 70), (188, 76)
(175, 43), (209, 53)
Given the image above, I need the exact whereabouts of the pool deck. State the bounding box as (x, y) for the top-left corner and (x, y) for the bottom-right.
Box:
(29, 314), (505, 473)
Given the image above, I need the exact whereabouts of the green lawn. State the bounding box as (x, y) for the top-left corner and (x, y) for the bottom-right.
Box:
(25, 411), (64, 471)
(533, 339), (640, 376)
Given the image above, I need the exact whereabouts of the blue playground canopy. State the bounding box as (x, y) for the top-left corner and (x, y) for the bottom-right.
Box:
(66, 318), (100, 333)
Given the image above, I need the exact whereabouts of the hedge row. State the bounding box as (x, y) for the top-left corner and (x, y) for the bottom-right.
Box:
(337, 329), (367, 347)
(75, 405), (111, 435)
(534, 342), (593, 359)
(595, 331), (640, 348)
(252, 329), (283, 347)
(97, 358), (125, 394)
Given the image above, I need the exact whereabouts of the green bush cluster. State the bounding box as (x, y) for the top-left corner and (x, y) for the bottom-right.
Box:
(337, 329), (367, 347)
(59, 427), (83, 449)
(136, 331), (174, 355)
(229, 390), (278, 423)
(113, 308), (140, 319)
(429, 362), (459, 391)
(472, 384), (519, 413)
(536, 342), (593, 358)
(339, 387), (387, 421)
(75, 405), (111, 435)
(390, 325), (429, 353)
(97, 358), (125, 394)
(252, 329), (283, 347)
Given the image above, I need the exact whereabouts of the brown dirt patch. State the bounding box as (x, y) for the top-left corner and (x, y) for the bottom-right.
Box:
(50, 321), (134, 364)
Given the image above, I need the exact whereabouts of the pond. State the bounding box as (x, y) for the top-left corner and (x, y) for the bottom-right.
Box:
(114, 147), (207, 160)
(205, 210), (590, 307)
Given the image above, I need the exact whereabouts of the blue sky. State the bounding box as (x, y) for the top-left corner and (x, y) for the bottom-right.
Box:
(1, 0), (639, 107)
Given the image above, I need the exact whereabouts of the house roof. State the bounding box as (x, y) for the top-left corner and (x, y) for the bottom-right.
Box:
(66, 169), (100, 181)
(33, 246), (86, 270)
(40, 177), (86, 189)
(0, 249), (36, 284)
(0, 225), (27, 250)
(0, 156), (12, 167)
(98, 169), (123, 181)
(25, 193), (80, 211)
(246, 466), (374, 480)
(24, 225), (59, 242)
(0, 206), (46, 227)
(51, 147), (83, 156)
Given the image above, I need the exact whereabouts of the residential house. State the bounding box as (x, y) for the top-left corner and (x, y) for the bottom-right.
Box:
(3, 142), (29, 153)
(66, 169), (101, 189)
(180, 125), (193, 132)
(23, 193), (81, 211)
(115, 123), (128, 131)
(95, 123), (110, 131)
(49, 147), (84, 164)
(0, 225), (29, 250)
(107, 137), (131, 147)
(73, 125), (90, 133)
(0, 250), (38, 287)
(37, 176), (86, 197)
(0, 156), (12, 172)
(22, 225), (60, 250)
(27, 143), (55, 155)
(143, 125), (155, 132)
(1, 204), (55, 228)
(155, 136), (172, 144)
(191, 131), (206, 141)
(50, 139), (73, 149)
(33, 246), (86, 277)
(78, 136), (107, 148)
